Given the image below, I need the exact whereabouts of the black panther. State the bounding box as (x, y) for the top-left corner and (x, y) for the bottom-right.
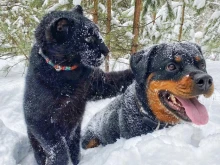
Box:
(23, 6), (133, 165)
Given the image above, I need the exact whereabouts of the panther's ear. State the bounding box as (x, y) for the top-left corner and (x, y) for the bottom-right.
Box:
(130, 45), (157, 85)
(72, 5), (83, 15)
(46, 18), (73, 43)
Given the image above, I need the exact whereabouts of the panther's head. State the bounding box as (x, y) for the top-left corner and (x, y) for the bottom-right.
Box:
(35, 5), (109, 68)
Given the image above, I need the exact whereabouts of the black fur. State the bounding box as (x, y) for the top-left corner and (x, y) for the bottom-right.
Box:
(23, 6), (133, 165)
(81, 42), (214, 148)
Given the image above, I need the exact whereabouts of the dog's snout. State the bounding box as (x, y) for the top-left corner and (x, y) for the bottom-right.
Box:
(193, 73), (213, 91)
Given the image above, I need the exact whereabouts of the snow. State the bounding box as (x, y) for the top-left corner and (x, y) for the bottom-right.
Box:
(193, 0), (206, 10)
(11, 6), (20, 13)
(47, 4), (62, 12)
(111, 18), (120, 26)
(59, 0), (69, 5)
(124, 32), (134, 39)
(0, 57), (220, 165)
(175, 5), (182, 24)
(122, 21), (133, 26)
(184, 0), (189, 4)
(122, 7), (134, 17)
(43, 0), (49, 6)
(210, 10), (220, 20)
(195, 31), (203, 39)
(13, 16), (24, 28)
(73, 0), (82, 6)
(98, 3), (106, 13)
(31, 15), (40, 23)
(218, 26), (220, 34)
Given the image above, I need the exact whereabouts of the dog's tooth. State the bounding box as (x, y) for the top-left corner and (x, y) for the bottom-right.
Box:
(170, 95), (177, 104)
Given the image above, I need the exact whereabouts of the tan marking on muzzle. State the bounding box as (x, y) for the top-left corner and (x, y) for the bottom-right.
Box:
(146, 74), (214, 124)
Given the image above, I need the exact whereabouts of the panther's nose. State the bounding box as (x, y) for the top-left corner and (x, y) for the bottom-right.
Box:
(193, 73), (213, 91)
(99, 41), (109, 56)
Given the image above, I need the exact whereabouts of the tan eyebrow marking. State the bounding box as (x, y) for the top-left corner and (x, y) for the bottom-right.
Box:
(195, 56), (201, 62)
(174, 55), (182, 63)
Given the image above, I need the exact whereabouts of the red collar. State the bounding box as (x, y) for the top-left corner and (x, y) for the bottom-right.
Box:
(39, 49), (78, 72)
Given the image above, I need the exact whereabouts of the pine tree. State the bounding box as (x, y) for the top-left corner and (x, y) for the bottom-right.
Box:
(98, 0), (135, 58)
(0, 0), (45, 59)
(105, 0), (111, 72)
(0, 0), (75, 59)
(0, 0), (219, 62)
(178, 0), (185, 41)
(131, 0), (142, 54)
(200, 0), (220, 60)
(93, 0), (98, 23)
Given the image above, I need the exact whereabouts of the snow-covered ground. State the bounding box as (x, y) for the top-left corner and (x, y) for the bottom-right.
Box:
(0, 57), (220, 165)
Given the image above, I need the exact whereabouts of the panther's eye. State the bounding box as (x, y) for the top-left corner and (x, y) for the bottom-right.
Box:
(166, 63), (177, 71)
(85, 36), (96, 43)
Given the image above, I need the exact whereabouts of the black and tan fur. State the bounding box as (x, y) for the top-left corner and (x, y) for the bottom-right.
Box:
(81, 42), (214, 149)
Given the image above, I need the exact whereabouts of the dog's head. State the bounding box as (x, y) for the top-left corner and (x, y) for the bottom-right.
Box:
(35, 5), (109, 67)
(131, 42), (214, 125)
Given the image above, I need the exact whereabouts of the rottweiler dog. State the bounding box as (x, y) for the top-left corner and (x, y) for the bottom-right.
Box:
(23, 6), (133, 165)
(81, 42), (214, 149)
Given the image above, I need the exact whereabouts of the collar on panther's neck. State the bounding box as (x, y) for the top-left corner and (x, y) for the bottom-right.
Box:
(38, 48), (78, 72)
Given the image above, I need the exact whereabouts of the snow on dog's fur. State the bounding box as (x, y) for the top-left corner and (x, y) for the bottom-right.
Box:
(81, 42), (214, 149)
(23, 6), (133, 165)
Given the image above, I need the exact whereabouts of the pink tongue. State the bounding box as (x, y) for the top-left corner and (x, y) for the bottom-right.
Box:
(176, 97), (209, 125)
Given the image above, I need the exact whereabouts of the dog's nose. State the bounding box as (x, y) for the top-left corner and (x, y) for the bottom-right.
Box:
(193, 73), (213, 91)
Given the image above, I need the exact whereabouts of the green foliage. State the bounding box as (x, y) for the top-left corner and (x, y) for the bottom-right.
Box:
(0, 0), (219, 61)
(95, 0), (134, 58)
(142, 0), (162, 16)
(0, 0), (45, 59)
(202, 9), (220, 56)
(139, 0), (220, 57)
(0, 0), (74, 59)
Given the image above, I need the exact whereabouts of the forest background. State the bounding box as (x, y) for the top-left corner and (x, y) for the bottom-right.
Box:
(0, 0), (220, 72)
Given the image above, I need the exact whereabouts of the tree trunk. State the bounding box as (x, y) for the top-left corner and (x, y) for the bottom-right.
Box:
(93, 0), (98, 24)
(131, 0), (142, 54)
(178, 1), (185, 42)
(152, 12), (156, 25)
(105, 0), (111, 72)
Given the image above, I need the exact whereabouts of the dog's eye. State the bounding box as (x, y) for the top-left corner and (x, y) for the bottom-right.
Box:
(166, 63), (177, 71)
(199, 62), (206, 69)
(85, 36), (96, 43)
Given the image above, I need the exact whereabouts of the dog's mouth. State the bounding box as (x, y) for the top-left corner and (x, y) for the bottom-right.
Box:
(159, 91), (209, 125)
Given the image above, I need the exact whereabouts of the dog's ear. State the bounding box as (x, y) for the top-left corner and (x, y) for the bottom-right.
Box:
(46, 18), (73, 43)
(190, 42), (203, 54)
(181, 42), (203, 55)
(72, 5), (83, 15)
(130, 45), (157, 85)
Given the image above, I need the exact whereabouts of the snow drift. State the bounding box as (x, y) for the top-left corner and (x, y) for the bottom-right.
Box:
(0, 57), (220, 165)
